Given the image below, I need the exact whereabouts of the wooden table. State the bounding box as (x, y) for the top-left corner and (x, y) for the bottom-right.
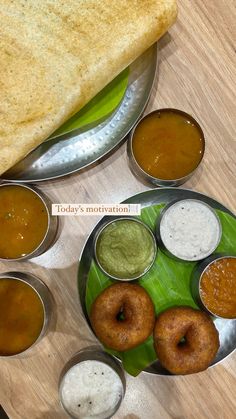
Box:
(1, 1), (235, 418)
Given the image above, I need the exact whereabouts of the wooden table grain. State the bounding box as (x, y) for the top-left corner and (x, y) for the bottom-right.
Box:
(1, 1), (236, 418)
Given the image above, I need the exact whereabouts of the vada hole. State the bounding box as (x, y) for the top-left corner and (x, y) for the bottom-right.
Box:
(116, 307), (125, 322)
(177, 336), (186, 347)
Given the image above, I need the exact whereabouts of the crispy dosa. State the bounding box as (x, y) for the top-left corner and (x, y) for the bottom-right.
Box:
(0, 0), (177, 175)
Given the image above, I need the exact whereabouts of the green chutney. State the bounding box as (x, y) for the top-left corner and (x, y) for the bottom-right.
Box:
(96, 219), (156, 279)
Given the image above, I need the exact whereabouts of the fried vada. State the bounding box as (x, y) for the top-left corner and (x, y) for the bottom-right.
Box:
(153, 306), (219, 375)
(90, 282), (155, 351)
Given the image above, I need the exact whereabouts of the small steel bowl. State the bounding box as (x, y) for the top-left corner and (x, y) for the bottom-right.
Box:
(94, 217), (157, 281)
(127, 108), (205, 187)
(156, 199), (222, 262)
(0, 183), (58, 261)
(191, 254), (236, 319)
(0, 271), (52, 358)
(59, 346), (126, 419)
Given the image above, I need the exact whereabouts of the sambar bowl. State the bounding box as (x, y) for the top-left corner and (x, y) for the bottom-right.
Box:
(0, 271), (52, 358)
(127, 108), (205, 187)
(0, 182), (58, 261)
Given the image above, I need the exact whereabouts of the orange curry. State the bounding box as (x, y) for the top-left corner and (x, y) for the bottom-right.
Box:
(200, 257), (236, 319)
(0, 278), (44, 356)
(132, 110), (204, 180)
(0, 186), (48, 259)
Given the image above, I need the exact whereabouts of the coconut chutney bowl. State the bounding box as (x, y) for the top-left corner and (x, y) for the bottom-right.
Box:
(127, 108), (205, 187)
(59, 347), (126, 419)
(94, 217), (157, 281)
(156, 199), (222, 262)
(191, 254), (236, 319)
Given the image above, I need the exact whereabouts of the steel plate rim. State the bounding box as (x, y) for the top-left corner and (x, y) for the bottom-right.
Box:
(2, 45), (158, 183)
(77, 187), (236, 376)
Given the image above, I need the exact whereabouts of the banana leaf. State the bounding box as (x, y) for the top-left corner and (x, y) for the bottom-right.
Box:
(50, 68), (129, 139)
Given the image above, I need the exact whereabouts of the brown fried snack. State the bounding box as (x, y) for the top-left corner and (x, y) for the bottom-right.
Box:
(90, 282), (155, 351)
(153, 306), (219, 375)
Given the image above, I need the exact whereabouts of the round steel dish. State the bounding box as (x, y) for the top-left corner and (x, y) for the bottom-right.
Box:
(94, 217), (157, 281)
(191, 254), (236, 319)
(77, 188), (236, 376)
(0, 271), (52, 358)
(156, 198), (222, 262)
(0, 183), (58, 261)
(59, 347), (126, 419)
(127, 108), (205, 187)
(3, 45), (158, 182)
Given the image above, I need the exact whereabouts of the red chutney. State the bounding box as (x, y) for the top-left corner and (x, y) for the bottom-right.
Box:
(132, 110), (204, 180)
(200, 257), (236, 319)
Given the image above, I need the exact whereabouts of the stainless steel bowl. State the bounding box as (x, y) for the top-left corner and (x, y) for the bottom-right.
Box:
(127, 108), (205, 187)
(59, 346), (126, 419)
(191, 254), (236, 319)
(0, 183), (58, 261)
(0, 271), (52, 358)
(94, 217), (157, 281)
(156, 199), (222, 262)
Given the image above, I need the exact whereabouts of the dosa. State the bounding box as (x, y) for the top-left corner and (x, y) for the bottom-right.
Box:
(0, 0), (177, 175)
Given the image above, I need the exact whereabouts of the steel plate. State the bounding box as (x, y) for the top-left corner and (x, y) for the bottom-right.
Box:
(3, 45), (158, 182)
(78, 188), (236, 376)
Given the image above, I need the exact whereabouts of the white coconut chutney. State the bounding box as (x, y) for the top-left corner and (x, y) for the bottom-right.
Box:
(60, 360), (123, 419)
(160, 199), (221, 261)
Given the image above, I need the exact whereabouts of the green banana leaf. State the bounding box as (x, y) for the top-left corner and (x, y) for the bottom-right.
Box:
(49, 68), (129, 139)
(85, 204), (236, 376)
